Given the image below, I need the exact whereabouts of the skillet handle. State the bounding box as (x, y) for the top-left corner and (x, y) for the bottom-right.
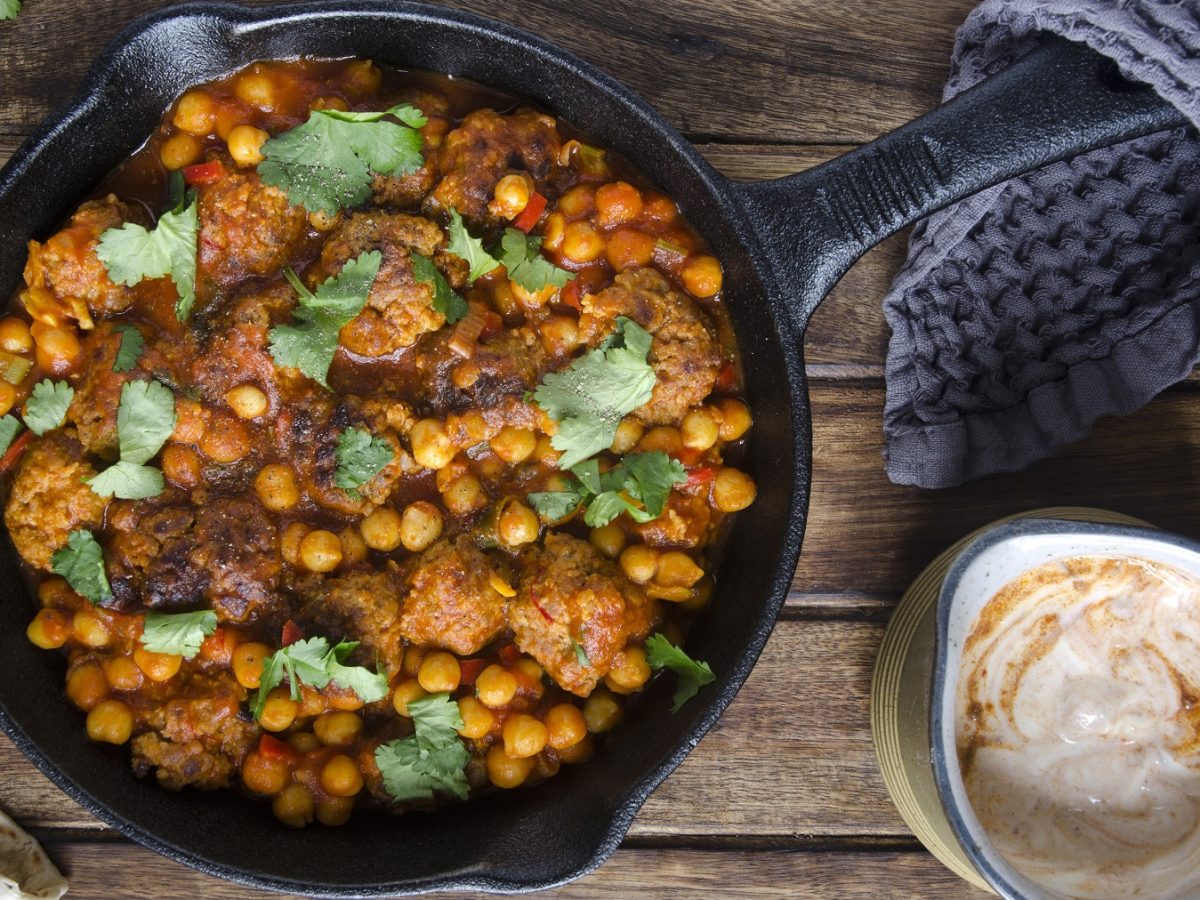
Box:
(736, 35), (1188, 335)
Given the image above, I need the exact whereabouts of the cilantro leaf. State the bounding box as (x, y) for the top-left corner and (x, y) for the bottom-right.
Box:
(1, 0), (20, 20)
(258, 104), (426, 216)
(446, 210), (500, 283)
(571, 638), (591, 668)
(86, 460), (165, 500)
(140, 609), (217, 658)
(114, 380), (176, 465)
(112, 324), (145, 373)
(0, 415), (22, 456)
(499, 229), (575, 293)
(251, 635), (387, 719)
(527, 451), (685, 527)
(533, 317), (656, 468)
(645, 633), (715, 712)
(374, 693), (470, 803)
(96, 196), (198, 321)
(527, 488), (585, 522)
(24, 379), (73, 435)
(618, 452), (687, 518)
(411, 253), (467, 324)
(334, 426), (394, 494)
(269, 251), (381, 387)
(50, 530), (111, 605)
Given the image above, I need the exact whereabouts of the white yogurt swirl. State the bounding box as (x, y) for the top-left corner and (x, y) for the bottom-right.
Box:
(956, 555), (1200, 899)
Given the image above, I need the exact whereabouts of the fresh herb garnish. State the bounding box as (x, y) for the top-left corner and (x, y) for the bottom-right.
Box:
(140, 609), (218, 658)
(24, 379), (74, 435)
(112, 324), (145, 373)
(96, 196), (199, 321)
(527, 451), (686, 527)
(411, 253), (467, 324)
(374, 693), (470, 803)
(258, 104), (427, 216)
(334, 426), (394, 495)
(1, 0), (21, 20)
(499, 228), (574, 293)
(532, 317), (655, 468)
(0, 415), (21, 456)
(446, 210), (501, 283)
(252, 636), (388, 719)
(268, 251), (382, 388)
(644, 633), (715, 712)
(571, 638), (591, 669)
(86, 380), (176, 500)
(50, 530), (111, 605)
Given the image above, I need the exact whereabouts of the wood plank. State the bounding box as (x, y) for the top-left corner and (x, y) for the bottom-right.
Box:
(40, 842), (989, 899)
(0, 0), (971, 146)
(0, 618), (906, 836)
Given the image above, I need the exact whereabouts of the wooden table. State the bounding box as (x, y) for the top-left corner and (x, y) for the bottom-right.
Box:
(2, 0), (1194, 896)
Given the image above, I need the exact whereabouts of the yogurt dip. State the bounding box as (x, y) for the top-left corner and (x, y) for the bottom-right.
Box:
(956, 554), (1200, 899)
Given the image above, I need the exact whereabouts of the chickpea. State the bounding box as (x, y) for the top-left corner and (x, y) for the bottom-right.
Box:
(486, 745), (535, 789)
(681, 576), (714, 612)
(502, 714), (548, 759)
(595, 182), (643, 228)
(489, 427), (536, 464)
(315, 795), (355, 827)
(656, 552), (705, 588)
(545, 703), (588, 750)
(199, 418), (251, 463)
(288, 732), (321, 754)
(397, 501), (443, 552)
(417, 651), (461, 694)
(539, 315), (580, 356)
(308, 208), (339, 231)
(72, 610), (111, 649)
(310, 95), (349, 112)
(442, 474), (487, 517)
(434, 456), (469, 493)
(259, 688), (299, 732)
(173, 90), (217, 136)
(498, 500), (539, 547)
(227, 125), (269, 167)
(606, 228), (655, 270)
(642, 192), (678, 225)
(339, 526), (368, 567)
(343, 59), (382, 96)
(556, 733), (594, 765)
(66, 663), (108, 710)
(102, 656), (143, 692)
(0, 317), (33, 354)
(410, 419), (455, 469)
(712, 467), (757, 512)
(31, 323), (80, 375)
(457, 697), (496, 740)
(86, 699), (134, 745)
(716, 398), (752, 441)
(234, 68), (277, 111)
(638, 425), (683, 456)
(360, 506), (402, 551)
(610, 417), (644, 454)
(134, 646), (182, 682)
(321, 754), (363, 797)
(299, 530), (343, 573)
(274, 783), (315, 828)
(557, 185), (594, 219)
(162, 444), (203, 490)
(171, 398), (206, 443)
(280, 522), (310, 567)
(681, 407), (720, 451)
(392, 679), (427, 717)
(531, 435), (561, 467)
(254, 464), (299, 511)
(561, 221), (604, 264)
(541, 211), (566, 252)
(490, 173), (532, 220)
(619, 545), (659, 584)
(589, 523), (627, 559)
(680, 255), (724, 298)
(606, 647), (652, 693)
(0, 383), (15, 418)
(225, 384), (268, 419)
(475, 665), (518, 708)
(402, 646), (425, 677)
(214, 104), (247, 141)
(38, 577), (72, 607)
(160, 133), (202, 170)
(314, 711), (363, 748)
(26, 608), (69, 649)
(242, 749), (291, 795)
(583, 690), (623, 733)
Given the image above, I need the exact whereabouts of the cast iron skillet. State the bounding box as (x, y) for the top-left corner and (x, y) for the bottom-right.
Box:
(0, 2), (1186, 895)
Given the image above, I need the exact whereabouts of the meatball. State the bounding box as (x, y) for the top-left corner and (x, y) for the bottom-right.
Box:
(398, 535), (506, 656)
(508, 533), (657, 696)
(414, 325), (548, 417)
(578, 268), (721, 424)
(197, 159), (307, 289)
(22, 195), (147, 328)
(632, 490), (712, 549)
(4, 429), (107, 571)
(428, 108), (569, 228)
(370, 90), (450, 209)
(317, 211), (450, 356)
(294, 570), (406, 673)
(190, 498), (282, 624)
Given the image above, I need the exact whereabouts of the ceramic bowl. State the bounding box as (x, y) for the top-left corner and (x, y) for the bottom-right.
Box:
(930, 517), (1200, 900)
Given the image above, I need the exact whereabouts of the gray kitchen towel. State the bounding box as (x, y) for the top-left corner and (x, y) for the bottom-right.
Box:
(883, 0), (1200, 487)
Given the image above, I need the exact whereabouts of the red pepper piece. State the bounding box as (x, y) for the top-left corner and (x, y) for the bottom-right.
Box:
(714, 360), (736, 393)
(558, 277), (584, 312)
(0, 431), (32, 472)
(512, 191), (547, 233)
(479, 310), (504, 341)
(258, 733), (299, 765)
(281, 619), (303, 647)
(182, 160), (224, 186)
(459, 658), (487, 686)
(687, 465), (717, 488)
(498, 643), (521, 665)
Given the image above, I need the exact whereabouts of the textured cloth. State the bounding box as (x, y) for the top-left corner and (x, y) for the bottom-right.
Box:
(882, 0), (1200, 488)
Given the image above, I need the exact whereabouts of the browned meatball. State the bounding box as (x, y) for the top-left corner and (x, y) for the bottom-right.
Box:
(316, 211), (450, 357)
(370, 89), (450, 209)
(294, 570), (406, 673)
(413, 325), (548, 417)
(508, 533), (657, 696)
(197, 159), (307, 289)
(632, 489), (712, 549)
(22, 195), (147, 328)
(398, 535), (506, 656)
(4, 429), (107, 571)
(428, 108), (569, 227)
(578, 268), (721, 424)
(191, 498), (282, 624)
